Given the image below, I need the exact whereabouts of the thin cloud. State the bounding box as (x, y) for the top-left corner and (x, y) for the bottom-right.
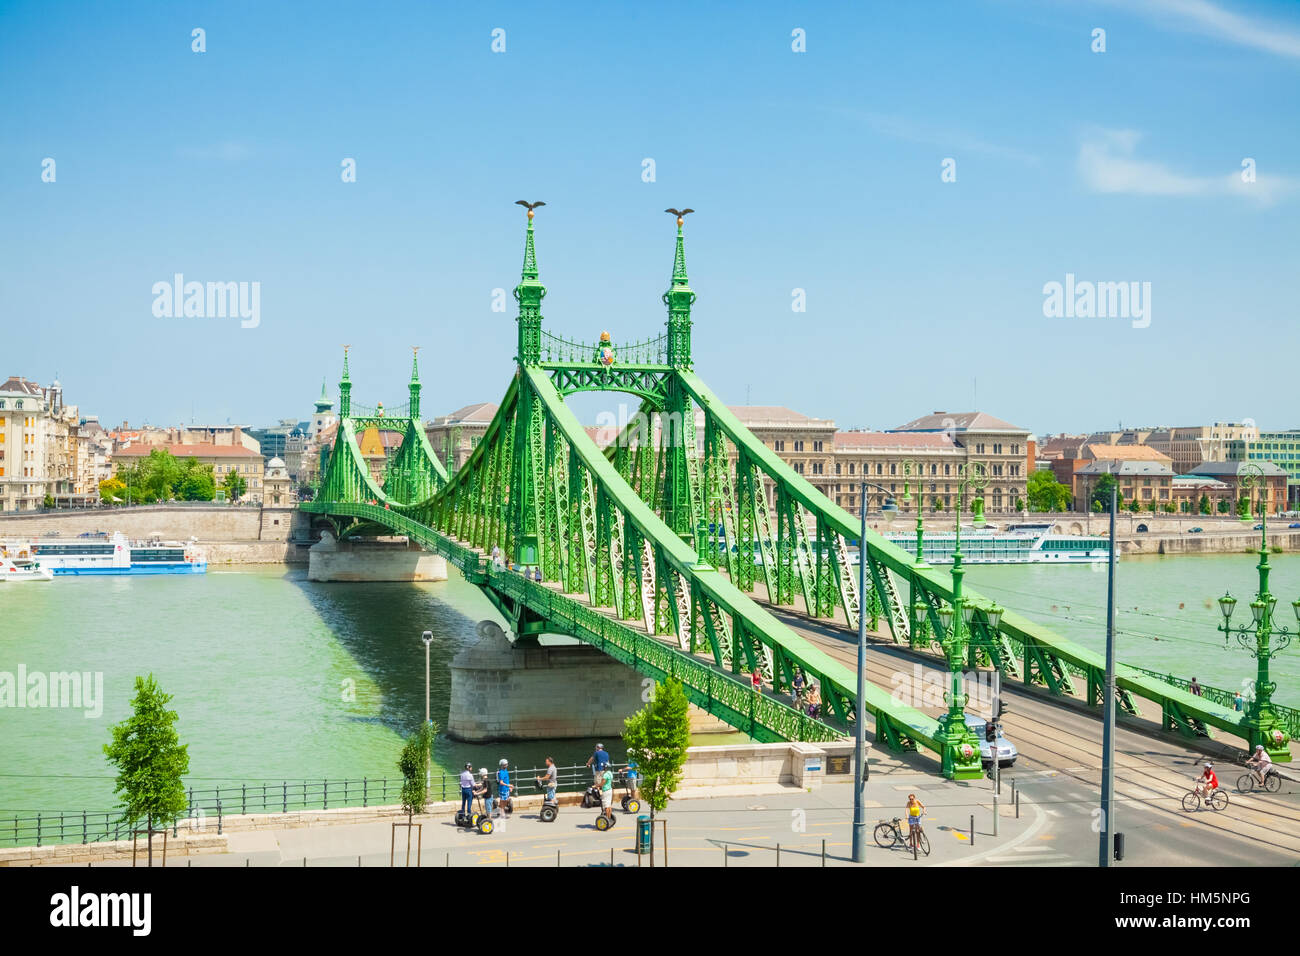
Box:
(1104, 0), (1300, 59)
(819, 105), (1040, 164)
(176, 142), (253, 161)
(1078, 128), (1297, 203)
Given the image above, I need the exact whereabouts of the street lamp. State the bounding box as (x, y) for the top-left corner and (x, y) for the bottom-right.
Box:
(851, 478), (895, 863)
(421, 630), (434, 790)
(1215, 465), (1295, 761)
(932, 461), (989, 780)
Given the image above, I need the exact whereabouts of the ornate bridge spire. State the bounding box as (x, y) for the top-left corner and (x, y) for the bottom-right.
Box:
(663, 208), (696, 369)
(409, 346), (422, 420)
(513, 201), (547, 367)
(339, 345), (352, 418)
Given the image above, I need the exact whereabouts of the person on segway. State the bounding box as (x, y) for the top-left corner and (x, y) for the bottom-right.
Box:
(621, 760), (640, 812)
(496, 758), (513, 815)
(536, 756), (558, 802)
(474, 767), (494, 814)
(598, 764), (615, 827)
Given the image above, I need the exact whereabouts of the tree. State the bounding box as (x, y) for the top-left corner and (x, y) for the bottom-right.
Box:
(222, 469), (247, 501)
(1217, 499), (1230, 514)
(1163, 503), (1176, 513)
(1199, 494), (1211, 515)
(1090, 473), (1118, 512)
(103, 675), (190, 866)
(99, 477), (126, 504)
(178, 459), (216, 501)
(1027, 470), (1071, 512)
(622, 677), (691, 858)
(1127, 500), (1140, 513)
(43, 494), (55, 509)
(1014, 497), (1025, 512)
(397, 721), (437, 819)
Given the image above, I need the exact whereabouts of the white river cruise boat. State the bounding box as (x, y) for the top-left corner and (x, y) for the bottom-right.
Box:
(881, 522), (1113, 565)
(0, 532), (206, 576)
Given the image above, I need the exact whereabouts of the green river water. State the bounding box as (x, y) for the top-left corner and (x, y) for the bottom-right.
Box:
(1, 552), (1296, 814)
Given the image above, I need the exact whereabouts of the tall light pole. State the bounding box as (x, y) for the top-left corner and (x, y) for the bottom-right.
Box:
(1099, 474), (1117, 867)
(851, 478), (896, 863)
(422, 630), (433, 791)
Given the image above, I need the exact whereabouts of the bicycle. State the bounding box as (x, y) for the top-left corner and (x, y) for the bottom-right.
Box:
(1181, 785), (1228, 812)
(873, 817), (930, 856)
(1237, 767), (1282, 794)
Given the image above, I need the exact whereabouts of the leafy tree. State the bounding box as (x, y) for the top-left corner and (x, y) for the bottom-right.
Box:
(1014, 497), (1025, 512)
(1198, 494), (1211, 515)
(397, 721), (437, 818)
(1163, 503), (1176, 513)
(103, 675), (190, 867)
(99, 477), (126, 504)
(1027, 470), (1071, 512)
(43, 494), (55, 509)
(1090, 473), (1118, 512)
(222, 469), (247, 501)
(1127, 500), (1140, 513)
(931, 495), (941, 513)
(623, 677), (691, 857)
(178, 459), (216, 501)
(1217, 499), (1230, 514)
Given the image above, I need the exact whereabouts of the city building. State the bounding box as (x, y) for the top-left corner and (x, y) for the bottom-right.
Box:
(1067, 444), (1173, 504)
(112, 441), (266, 502)
(886, 411), (1034, 515)
(426, 402), (498, 473)
(0, 376), (98, 511)
(1075, 458), (1175, 510)
(1224, 430), (1300, 508)
(263, 456), (294, 506)
(831, 431), (964, 513)
(1185, 460), (1289, 514)
(1166, 422), (1259, 474)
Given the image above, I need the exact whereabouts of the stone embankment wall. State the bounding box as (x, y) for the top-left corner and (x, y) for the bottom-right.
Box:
(1120, 529), (1300, 555)
(0, 505), (314, 564)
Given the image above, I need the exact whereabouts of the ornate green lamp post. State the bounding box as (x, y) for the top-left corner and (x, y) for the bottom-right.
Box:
(1217, 464), (1294, 761)
(931, 461), (989, 780)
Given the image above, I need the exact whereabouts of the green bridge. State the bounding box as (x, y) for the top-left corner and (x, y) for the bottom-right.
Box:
(301, 206), (1290, 779)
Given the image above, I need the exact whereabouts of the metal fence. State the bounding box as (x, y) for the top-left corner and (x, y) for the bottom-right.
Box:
(2, 763), (625, 849)
(1126, 666), (1300, 741)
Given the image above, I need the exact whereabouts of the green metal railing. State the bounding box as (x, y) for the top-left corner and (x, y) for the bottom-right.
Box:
(1127, 666), (1300, 741)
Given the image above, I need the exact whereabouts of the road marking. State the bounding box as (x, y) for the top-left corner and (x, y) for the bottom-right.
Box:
(1014, 845), (1053, 853)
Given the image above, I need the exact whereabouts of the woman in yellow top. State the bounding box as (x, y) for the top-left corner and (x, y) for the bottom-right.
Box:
(905, 794), (926, 848)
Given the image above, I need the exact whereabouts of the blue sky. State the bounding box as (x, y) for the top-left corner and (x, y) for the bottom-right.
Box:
(2, 0), (1297, 436)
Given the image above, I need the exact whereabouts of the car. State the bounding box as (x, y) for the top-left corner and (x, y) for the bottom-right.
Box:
(1291, 523), (1300, 529)
(1188, 527), (1203, 533)
(1254, 524), (1264, 531)
(964, 715), (1017, 768)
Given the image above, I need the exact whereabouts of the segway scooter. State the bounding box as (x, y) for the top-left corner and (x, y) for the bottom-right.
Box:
(594, 807), (617, 831)
(619, 769), (641, 814)
(535, 779), (560, 823)
(457, 787), (494, 834)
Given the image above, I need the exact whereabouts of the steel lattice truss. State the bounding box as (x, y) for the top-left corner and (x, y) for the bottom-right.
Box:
(302, 212), (1254, 777)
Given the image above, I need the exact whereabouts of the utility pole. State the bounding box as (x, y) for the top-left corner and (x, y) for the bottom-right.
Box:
(851, 483), (869, 863)
(1099, 479), (1117, 866)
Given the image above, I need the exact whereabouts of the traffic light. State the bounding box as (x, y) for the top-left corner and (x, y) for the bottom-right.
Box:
(996, 699), (1008, 719)
(985, 721), (997, 743)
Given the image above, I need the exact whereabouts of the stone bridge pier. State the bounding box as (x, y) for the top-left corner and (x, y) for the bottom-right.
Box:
(307, 530), (448, 582)
(446, 621), (732, 742)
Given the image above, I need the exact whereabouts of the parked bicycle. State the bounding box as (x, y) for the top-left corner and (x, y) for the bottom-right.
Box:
(1236, 767), (1282, 794)
(1181, 785), (1228, 812)
(873, 817), (930, 856)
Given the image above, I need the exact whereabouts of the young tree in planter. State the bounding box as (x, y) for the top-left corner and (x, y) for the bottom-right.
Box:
(397, 721), (438, 821)
(622, 677), (691, 858)
(103, 674), (190, 866)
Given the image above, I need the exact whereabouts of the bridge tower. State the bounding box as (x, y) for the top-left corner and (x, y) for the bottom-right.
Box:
(408, 347), (421, 420)
(661, 211), (698, 545)
(510, 204), (547, 567)
(338, 346), (352, 418)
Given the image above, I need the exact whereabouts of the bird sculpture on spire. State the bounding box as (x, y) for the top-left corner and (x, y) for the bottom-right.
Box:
(515, 199), (546, 220)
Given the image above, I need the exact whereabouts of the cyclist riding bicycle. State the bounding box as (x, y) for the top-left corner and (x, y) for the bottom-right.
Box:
(905, 794), (926, 847)
(1246, 745), (1273, 786)
(1194, 762), (1218, 797)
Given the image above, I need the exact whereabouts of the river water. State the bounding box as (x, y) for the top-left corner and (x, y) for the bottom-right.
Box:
(1, 552), (1295, 813)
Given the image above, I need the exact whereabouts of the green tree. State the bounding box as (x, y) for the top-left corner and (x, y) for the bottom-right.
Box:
(99, 477), (126, 504)
(1217, 499), (1230, 514)
(222, 469), (247, 501)
(178, 458), (216, 501)
(397, 721), (437, 819)
(103, 675), (190, 866)
(43, 494), (55, 509)
(1090, 473), (1118, 512)
(1198, 494), (1211, 515)
(1163, 503), (1176, 513)
(623, 677), (691, 857)
(1127, 499), (1140, 513)
(1027, 470), (1071, 512)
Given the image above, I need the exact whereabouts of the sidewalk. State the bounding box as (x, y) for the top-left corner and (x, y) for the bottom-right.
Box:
(57, 775), (1044, 868)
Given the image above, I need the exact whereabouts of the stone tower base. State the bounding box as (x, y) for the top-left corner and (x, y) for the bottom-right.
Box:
(308, 530), (448, 582)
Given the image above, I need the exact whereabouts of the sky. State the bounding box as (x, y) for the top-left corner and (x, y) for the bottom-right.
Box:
(2, 0), (1298, 437)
